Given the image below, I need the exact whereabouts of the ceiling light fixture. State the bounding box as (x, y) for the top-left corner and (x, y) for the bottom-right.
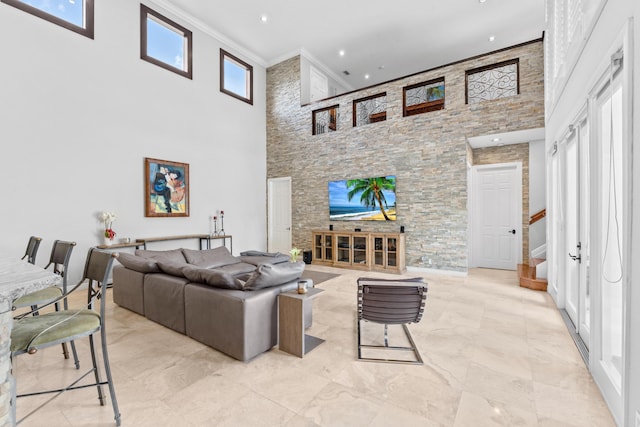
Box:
(339, 50), (345, 57)
(488, 35), (496, 42)
(479, 0), (487, 3)
(364, 74), (370, 79)
(492, 137), (501, 142)
(259, 14), (268, 23)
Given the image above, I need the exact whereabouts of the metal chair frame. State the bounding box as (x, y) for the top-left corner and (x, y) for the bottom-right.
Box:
(12, 248), (122, 426)
(13, 240), (79, 367)
(357, 277), (428, 365)
(21, 236), (42, 264)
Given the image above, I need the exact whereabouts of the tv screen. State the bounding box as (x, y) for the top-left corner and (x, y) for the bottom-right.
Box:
(328, 176), (396, 221)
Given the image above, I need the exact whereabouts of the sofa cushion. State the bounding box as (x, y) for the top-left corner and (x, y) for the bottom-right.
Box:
(243, 262), (305, 291)
(182, 247), (240, 268)
(239, 254), (289, 266)
(135, 248), (187, 264)
(157, 261), (188, 278)
(117, 252), (160, 274)
(216, 262), (257, 277)
(182, 265), (244, 290)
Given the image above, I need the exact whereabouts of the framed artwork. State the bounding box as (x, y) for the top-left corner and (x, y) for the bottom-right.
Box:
(144, 157), (189, 217)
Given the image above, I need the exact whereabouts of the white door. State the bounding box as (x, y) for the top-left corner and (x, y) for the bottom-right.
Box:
(267, 177), (291, 253)
(589, 53), (627, 424)
(564, 129), (580, 326)
(472, 162), (522, 270)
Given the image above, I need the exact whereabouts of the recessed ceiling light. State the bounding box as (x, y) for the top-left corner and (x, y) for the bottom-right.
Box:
(488, 35), (496, 42)
(378, 65), (385, 70)
(364, 74), (370, 80)
(259, 14), (268, 23)
(479, 0), (487, 3)
(339, 50), (345, 57)
(492, 137), (501, 142)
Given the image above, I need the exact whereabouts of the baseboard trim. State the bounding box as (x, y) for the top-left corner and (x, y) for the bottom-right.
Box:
(407, 266), (467, 277)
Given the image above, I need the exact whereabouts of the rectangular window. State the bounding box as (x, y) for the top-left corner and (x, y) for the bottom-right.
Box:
(220, 49), (253, 105)
(353, 93), (387, 127)
(140, 5), (192, 79)
(312, 105), (339, 135)
(1, 0), (94, 38)
(466, 59), (519, 104)
(403, 78), (445, 117)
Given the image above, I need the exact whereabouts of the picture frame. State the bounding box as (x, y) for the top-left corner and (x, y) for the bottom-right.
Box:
(144, 157), (189, 217)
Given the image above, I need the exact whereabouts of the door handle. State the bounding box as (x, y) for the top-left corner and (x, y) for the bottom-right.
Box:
(508, 229), (516, 234)
(569, 252), (582, 263)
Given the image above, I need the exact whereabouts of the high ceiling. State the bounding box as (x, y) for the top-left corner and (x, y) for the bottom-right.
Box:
(158, 0), (546, 91)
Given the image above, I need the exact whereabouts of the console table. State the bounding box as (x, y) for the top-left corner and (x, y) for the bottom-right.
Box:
(0, 255), (61, 427)
(278, 288), (324, 358)
(97, 234), (233, 254)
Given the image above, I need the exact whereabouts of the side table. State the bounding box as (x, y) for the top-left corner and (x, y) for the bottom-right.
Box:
(278, 287), (324, 358)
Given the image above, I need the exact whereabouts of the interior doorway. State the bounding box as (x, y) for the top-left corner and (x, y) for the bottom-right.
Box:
(267, 177), (292, 254)
(470, 162), (522, 270)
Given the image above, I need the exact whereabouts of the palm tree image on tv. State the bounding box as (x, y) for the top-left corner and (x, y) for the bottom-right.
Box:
(328, 176), (396, 221)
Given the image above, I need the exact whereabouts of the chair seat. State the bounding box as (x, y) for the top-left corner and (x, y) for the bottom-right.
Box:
(11, 310), (101, 353)
(13, 287), (63, 309)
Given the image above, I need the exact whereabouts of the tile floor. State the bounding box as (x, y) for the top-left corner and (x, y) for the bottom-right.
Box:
(12, 266), (616, 426)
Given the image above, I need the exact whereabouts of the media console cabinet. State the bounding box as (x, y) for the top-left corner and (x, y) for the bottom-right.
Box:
(311, 230), (406, 273)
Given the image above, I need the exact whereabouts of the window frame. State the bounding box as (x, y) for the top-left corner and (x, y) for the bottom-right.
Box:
(312, 104), (339, 135)
(465, 58), (520, 104)
(140, 4), (193, 79)
(353, 92), (387, 127)
(1, 0), (94, 39)
(402, 77), (445, 117)
(220, 49), (254, 105)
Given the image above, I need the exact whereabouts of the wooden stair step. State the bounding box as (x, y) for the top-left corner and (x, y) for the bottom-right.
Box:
(517, 263), (548, 291)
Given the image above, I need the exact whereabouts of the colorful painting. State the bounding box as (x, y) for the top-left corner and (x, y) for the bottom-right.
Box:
(144, 157), (189, 217)
(328, 175), (396, 221)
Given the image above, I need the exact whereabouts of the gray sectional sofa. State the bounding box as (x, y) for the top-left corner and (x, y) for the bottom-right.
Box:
(112, 246), (309, 361)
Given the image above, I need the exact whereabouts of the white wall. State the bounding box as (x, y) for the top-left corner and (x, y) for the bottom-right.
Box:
(545, 0), (639, 425)
(0, 0), (267, 281)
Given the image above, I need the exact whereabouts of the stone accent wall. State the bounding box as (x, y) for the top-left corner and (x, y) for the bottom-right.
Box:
(0, 301), (13, 427)
(267, 41), (544, 271)
(472, 144), (531, 263)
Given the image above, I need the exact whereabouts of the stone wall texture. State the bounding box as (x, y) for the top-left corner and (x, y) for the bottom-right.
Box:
(267, 41), (544, 271)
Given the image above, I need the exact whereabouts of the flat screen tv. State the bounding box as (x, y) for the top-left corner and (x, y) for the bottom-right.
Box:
(328, 175), (396, 221)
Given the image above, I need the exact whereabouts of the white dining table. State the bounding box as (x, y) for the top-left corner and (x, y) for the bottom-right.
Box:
(0, 254), (61, 427)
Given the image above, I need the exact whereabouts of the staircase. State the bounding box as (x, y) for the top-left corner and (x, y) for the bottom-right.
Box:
(518, 209), (548, 291)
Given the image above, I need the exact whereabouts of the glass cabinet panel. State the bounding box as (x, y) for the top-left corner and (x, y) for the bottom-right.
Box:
(314, 234), (323, 259)
(336, 235), (351, 263)
(353, 235), (368, 266)
(373, 236), (385, 267)
(387, 237), (398, 267)
(324, 234), (333, 261)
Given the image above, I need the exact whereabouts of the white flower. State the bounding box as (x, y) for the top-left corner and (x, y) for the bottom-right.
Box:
(102, 211), (117, 223)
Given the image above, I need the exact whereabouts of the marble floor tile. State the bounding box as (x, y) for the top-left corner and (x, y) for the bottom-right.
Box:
(12, 266), (615, 427)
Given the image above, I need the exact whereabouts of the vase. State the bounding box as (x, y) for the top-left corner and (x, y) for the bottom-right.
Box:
(103, 237), (113, 246)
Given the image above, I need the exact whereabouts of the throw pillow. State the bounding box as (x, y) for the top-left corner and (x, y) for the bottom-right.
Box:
(182, 265), (244, 290)
(182, 246), (240, 268)
(243, 261), (305, 291)
(135, 248), (186, 264)
(117, 252), (160, 273)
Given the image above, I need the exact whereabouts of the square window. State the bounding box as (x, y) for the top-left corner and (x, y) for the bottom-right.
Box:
(466, 59), (519, 104)
(403, 78), (445, 117)
(353, 93), (387, 127)
(220, 49), (253, 105)
(312, 105), (339, 135)
(1, 0), (94, 38)
(140, 5), (192, 79)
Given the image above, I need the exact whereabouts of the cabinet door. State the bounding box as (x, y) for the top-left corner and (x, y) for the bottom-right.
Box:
(335, 234), (352, 265)
(386, 236), (398, 268)
(313, 233), (324, 261)
(324, 234), (333, 262)
(372, 235), (386, 268)
(352, 234), (369, 267)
